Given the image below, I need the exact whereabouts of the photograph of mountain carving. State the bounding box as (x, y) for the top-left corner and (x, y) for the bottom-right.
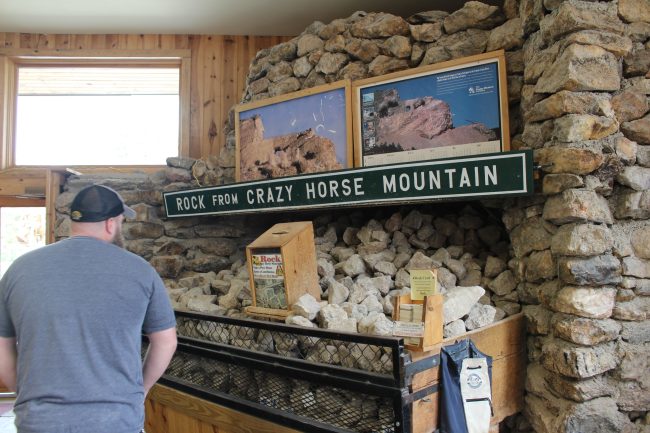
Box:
(235, 80), (353, 181)
(353, 50), (510, 167)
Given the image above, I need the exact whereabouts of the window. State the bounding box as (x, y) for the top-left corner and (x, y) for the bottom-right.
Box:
(12, 59), (185, 166)
(0, 207), (46, 278)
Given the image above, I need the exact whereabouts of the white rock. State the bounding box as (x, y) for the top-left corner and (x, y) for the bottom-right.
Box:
(382, 295), (395, 315)
(370, 275), (394, 295)
(342, 254), (367, 276)
(362, 250), (395, 267)
(444, 319), (467, 338)
(348, 276), (380, 304)
(342, 302), (369, 321)
(285, 314), (316, 328)
(319, 304), (348, 328)
(406, 251), (434, 270)
(324, 317), (358, 333)
(187, 296), (224, 315)
(327, 278), (350, 305)
(395, 268), (411, 289)
(292, 293), (322, 321)
(443, 286), (486, 324)
(446, 258), (467, 279)
(465, 304), (497, 330)
(361, 295), (384, 313)
(436, 266), (458, 290)
(317, 258), (335, 278)
(168, 287), (189, 302)
(358, 312), (394, 336)
(432, 248), (451, 264)
(375, 260), (397, 276)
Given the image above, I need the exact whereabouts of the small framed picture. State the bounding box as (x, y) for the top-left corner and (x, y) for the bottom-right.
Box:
(235, 80), (353, 181)
(353, 50), (510, 167)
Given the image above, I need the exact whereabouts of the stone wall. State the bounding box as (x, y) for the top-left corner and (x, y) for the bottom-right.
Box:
(54, 0), (650, 431)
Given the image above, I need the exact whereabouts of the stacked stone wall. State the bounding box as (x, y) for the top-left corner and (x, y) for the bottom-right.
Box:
(54, 0), (650, 431)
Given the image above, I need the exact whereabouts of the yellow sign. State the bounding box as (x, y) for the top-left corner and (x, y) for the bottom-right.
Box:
(410, 269), (437, 300)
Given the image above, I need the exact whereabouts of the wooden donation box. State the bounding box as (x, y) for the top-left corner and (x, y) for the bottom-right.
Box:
(393, 269), (444, 352)
(245, 221), (320, 319)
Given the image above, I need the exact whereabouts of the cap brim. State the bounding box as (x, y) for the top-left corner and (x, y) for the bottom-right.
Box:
(123, 205), (136, 219)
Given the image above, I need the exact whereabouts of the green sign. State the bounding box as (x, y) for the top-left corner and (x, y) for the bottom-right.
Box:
(163, 150), (533, 218)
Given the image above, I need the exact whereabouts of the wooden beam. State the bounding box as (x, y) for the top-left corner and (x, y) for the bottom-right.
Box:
(179, 55), (192, 158)
(45, 169), (63, 244)
(0, 196), (44, 206)
(0, 168), (46, 196)
(0, 166), (166, 200)
(1, 49), (192, 59)
(0, 55), (17, 170)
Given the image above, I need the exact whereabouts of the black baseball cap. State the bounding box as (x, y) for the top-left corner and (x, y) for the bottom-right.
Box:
(70, 184), (136, 222)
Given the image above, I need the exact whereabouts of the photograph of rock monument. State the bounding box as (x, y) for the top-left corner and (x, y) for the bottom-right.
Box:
(236, 82), (352, 181)
(354, 53), (509, 167)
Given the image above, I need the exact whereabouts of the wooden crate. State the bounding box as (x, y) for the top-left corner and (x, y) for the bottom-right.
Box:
(146, 385), (302, 433)
(393, 293), (443, 352)
(245, 221), (320, 319)
(146, 314), (525, 433)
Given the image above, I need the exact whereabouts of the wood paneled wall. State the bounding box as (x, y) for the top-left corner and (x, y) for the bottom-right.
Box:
(0, 32), (292, 160)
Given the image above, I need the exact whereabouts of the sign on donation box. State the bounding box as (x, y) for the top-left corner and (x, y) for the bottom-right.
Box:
(245, 222), (320, 320)
(392, 269), (443, 352)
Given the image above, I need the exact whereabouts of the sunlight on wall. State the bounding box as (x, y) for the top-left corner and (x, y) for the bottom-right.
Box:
(0, 208), (46, 278)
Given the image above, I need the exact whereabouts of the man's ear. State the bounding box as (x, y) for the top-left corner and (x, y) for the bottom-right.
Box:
(104, 217), (117, 236)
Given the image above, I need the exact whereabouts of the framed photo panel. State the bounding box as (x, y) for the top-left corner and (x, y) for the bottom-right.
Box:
(235, 80), (353, 182)
(352, 50), (510, 167)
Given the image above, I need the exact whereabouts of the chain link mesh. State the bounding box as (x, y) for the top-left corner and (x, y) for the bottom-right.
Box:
(175, 315), (396, 375)
(163, 348), (396, 432)
(146, 312), (408, 432)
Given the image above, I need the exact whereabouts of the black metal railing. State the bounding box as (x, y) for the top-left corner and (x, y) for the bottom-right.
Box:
(174, 310), (404, 383)
(144, 310), (440, 433)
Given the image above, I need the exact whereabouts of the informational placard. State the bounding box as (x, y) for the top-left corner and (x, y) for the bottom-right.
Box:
(353, 50), (510, 167)
(410, 269), (437, 300)
(250, 250), (287, 309)
(394, 303), (424, 346)
(393, 321), (425, 337)
(235, 80), (353, 181)
(163, 150), (533, 217)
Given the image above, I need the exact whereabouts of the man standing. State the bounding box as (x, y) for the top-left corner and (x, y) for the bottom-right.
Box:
(0, 184), (177, 433)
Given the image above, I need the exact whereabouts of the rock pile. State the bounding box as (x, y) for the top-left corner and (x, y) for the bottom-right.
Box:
(170, 204), (516, 339)
(168, 347), (395, 431)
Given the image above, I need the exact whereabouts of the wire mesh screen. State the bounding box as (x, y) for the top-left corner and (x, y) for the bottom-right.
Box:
(163, 348), (397, 433)
(147, 311), (415, 432)
(174, 311), (401, 377)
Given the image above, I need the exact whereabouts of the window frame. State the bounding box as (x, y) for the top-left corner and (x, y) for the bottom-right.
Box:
(1, 51), (191, 169)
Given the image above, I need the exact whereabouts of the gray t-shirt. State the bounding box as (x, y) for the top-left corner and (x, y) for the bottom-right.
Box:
(0, 236), (176, 433)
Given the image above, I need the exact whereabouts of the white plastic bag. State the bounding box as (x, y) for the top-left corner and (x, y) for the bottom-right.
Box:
(460, 357), (493, 433)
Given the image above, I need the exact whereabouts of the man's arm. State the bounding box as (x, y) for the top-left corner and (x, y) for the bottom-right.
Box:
(142, 327), (177, 395)
(0, 337), (17, 392)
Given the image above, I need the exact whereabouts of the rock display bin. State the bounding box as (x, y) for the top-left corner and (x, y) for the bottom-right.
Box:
(245, 221), (320, 319)
(143, 310), (525, 433)
(54, 0), (650, 431)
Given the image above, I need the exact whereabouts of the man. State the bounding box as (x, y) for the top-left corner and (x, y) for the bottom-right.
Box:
(0, 184), (177, 433)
